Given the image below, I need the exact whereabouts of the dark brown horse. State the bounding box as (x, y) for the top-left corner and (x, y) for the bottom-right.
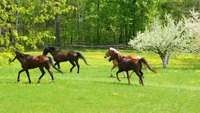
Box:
(9, 51), (63, 83)
(108, 50), (156, 85)
(43, 46), (88, 73)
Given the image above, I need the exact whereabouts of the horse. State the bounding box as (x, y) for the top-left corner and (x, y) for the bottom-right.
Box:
(108, 49), (156, 85)
(43, 46), (89, 73)
(9, 51), (63, 83)
(104, 47), (140, 77)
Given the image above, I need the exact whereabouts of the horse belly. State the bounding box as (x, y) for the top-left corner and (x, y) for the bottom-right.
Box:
(56, 55), (69, 62)
(121, 61), (137, 71)
(22, 64), (38, 69)
(31, 58), (47, 68)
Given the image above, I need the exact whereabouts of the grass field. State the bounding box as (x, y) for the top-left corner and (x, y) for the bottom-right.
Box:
(0, 50), (200, 113)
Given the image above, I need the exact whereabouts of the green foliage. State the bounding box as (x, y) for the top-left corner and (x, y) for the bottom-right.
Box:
(0, 0), (198, 51)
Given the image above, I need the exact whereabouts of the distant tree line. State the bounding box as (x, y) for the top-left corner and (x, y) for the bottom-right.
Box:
(0, 0), (199, 51)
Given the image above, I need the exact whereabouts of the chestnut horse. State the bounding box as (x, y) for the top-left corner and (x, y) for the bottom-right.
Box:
(9, 51), (63, 83)
(104, 47), (141, 77)
(43, 46), (88, 73)
(108, 49), (156, 85)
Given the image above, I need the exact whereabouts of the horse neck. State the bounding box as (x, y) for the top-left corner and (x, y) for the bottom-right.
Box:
(49, 50), (57, 56)
(16, 53), (27, 63)
(116, 53), (124, 62)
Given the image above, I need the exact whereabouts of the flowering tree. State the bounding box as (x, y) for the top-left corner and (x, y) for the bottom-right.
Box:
(129, 13), (199, 68)
(184, 9), (200, 52)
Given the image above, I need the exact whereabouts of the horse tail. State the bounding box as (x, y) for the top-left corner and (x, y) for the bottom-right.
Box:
(77, 52), (89, 65)
(139, 58), (156, 73)
(48, 57), (63, 74)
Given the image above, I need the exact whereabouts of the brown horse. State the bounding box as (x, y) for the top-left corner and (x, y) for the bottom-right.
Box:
(43, 46), (88, 73)
(104, 47), (140, 77)
(9, 51), (63, 83)
(108, 49), (156, 85)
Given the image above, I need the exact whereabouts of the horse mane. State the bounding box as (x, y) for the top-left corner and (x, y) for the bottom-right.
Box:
(15, 51), (27, 57)
(109, 47), (120, 53)
(48, 46), (56, 51)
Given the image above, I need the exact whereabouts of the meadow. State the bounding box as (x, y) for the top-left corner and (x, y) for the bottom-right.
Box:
(0, 49), (200, 113)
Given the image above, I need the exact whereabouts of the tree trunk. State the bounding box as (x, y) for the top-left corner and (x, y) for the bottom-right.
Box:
(198, 0), (200, 12)
(161, 55), (170, 69)
(55, 13), (61, 47)
(97, 0), (100, 44)
(55, 0), (61, 47)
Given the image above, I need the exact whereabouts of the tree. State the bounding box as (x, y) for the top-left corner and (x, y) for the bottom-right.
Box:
(128, 15), (196, 68)
(0, 0), (199, 51)
(184, 9), (200, 52)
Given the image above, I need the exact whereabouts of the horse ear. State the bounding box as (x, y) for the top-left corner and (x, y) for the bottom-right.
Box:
(44, 45), (48, 49)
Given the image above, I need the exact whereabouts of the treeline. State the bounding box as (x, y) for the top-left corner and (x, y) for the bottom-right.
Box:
(0, 0), (199, 51)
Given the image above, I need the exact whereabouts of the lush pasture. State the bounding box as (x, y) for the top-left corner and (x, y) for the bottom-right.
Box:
(0, 50), (200, 113)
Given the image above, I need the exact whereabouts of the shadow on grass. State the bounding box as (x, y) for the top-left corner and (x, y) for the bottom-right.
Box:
(93, 79), (143, 87)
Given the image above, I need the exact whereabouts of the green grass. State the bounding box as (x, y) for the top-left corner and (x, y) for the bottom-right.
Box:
(0, 50), (200, 113)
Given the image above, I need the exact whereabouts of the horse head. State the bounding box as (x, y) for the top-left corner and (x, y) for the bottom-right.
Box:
(43, 46), (50, 55)
(9, 51), (25, 63)
(43, 46), (55, 54)
(108, 52), (119, 62)
(15, 51), (26, 61)
(104, 47), (119, 58)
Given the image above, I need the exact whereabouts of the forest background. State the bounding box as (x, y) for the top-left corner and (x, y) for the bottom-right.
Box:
(0, 0), (200, 51)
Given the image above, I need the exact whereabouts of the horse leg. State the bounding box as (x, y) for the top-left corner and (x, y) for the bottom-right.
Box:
(69, 61), (76, 73)
(126, 71), (131, 84)
(136, 71), (144, 86)
(139, 70), (144, 78)
(139, 63), (144, 78)
(123, 71), (127, 78)
(116, 70), (122, 82)
(57, 63), (60, 69)
(110, 64), (117, 77)
(74, 60), (80, 73)
(54, 62), (60, 69)
(129, 71), (134, 78)
(25, 70), (31, 83)
(45, 66), (54, 83)
(17, 69), (25, 82)
(38, 67), (46, 83)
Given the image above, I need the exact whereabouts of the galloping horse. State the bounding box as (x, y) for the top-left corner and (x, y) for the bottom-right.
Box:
(104, 47), (140, 77)
(108, 49), (156, 85)
(9, 51), (63, 83)
(43, 46), (89, 73)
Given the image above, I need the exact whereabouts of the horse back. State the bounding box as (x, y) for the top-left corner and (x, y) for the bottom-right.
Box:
(54, 51), (69, 62)
(127, 55), (138, 60)
(22, 55), (49, 69)
(118, 58), (140, 71)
